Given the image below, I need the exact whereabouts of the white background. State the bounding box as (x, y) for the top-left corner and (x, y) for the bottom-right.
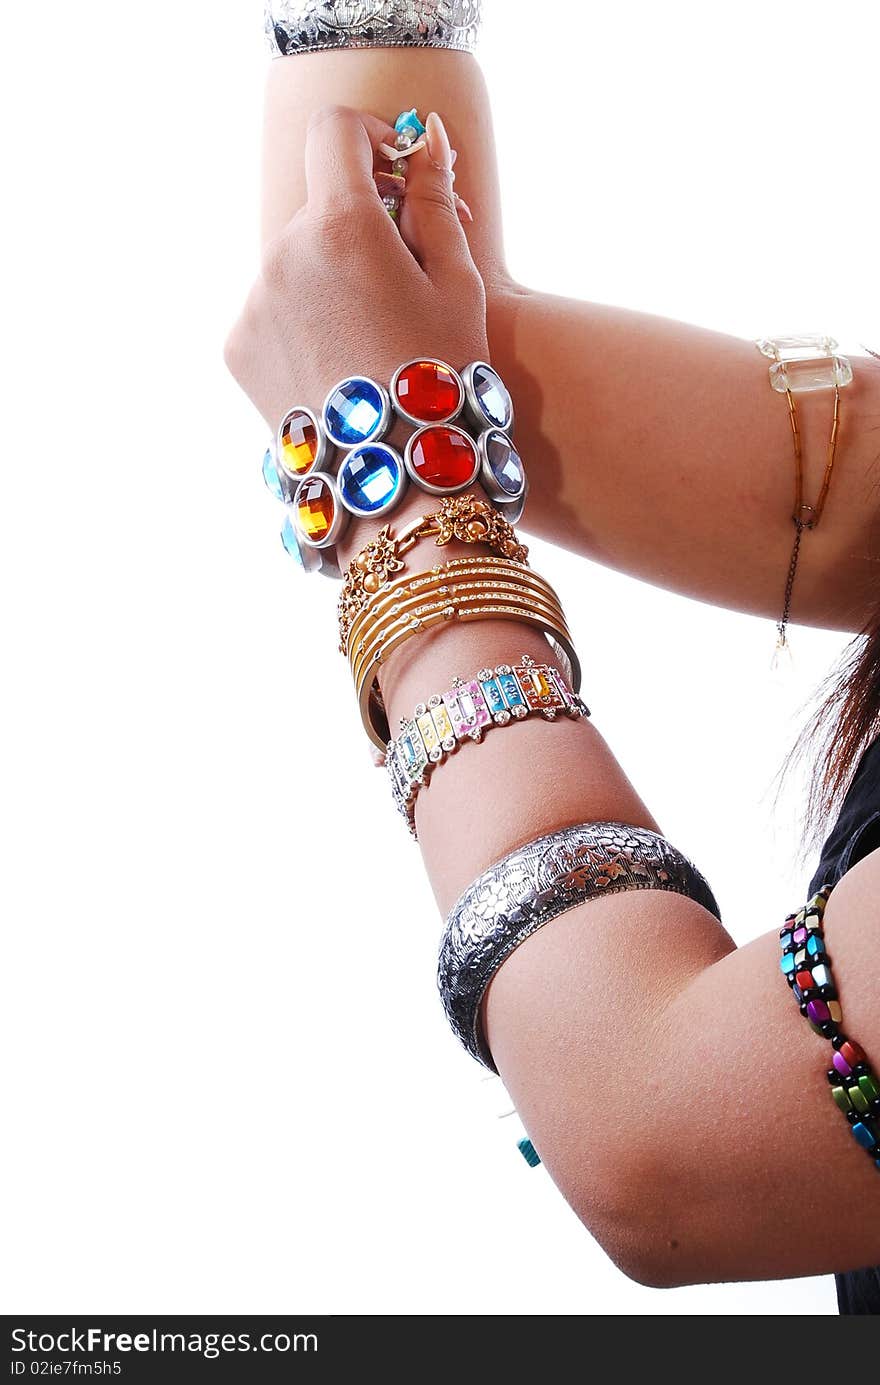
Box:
(2, 0), (878, 1315)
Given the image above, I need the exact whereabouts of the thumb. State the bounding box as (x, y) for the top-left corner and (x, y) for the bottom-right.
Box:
(398, 111), (473, 279)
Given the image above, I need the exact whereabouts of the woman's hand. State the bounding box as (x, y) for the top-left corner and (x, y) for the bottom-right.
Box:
(224, 105), (489, 433)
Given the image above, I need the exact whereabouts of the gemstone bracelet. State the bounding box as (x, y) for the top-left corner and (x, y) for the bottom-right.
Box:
(262, 357), (527, 573)
(780, 887), (880, 1170)
(387, 655), (590, 837)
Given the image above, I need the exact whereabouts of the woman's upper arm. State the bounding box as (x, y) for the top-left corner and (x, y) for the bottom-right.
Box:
(484, 849), (880, 1288)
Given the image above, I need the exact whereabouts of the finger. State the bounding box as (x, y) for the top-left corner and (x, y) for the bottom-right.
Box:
(304, 105), (396, 216)
(398, 111), (474, 278)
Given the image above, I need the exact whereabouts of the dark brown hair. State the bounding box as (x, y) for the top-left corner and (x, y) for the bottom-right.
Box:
(800, 348), (880, 841)
(801, 608), (880, 841)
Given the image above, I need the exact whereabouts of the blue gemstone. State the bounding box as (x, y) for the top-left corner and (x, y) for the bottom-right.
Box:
(806, 935), (825, 957)
(779, 930), (793, 949)
(480, 678), (506, 715)
(280, 517), (305, 568)
(852, 1121), (878, 1151)
(473, 364), (512, 428)
(324, 378), (387, 446)
(262, 446), (283, 501)
(395, 108), (426, 136)
(498, 672), (525, 709)
(338, 444), (404, 516)
(780, 952), (796, 974)
(486, 431), (525, 496)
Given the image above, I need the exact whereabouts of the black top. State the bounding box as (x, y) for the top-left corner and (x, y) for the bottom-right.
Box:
(807, 736), (880, 1315)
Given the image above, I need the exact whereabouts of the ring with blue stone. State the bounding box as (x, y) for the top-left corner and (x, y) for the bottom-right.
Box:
(338, 442), (408, 519)
(322, 375), (393, 449)
(461, 361), (515, 435)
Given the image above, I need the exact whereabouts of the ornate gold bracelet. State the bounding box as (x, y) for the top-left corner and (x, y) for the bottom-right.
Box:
(337, 496), (529, 655)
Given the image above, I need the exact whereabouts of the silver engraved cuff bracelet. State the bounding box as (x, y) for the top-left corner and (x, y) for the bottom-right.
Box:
(265, 1), (483, 56)
(438, 821), (721, 1070)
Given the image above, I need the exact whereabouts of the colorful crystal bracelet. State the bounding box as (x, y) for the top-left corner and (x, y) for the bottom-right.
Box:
(387, 655), (590, 838)
(780, 887), (880, 1171)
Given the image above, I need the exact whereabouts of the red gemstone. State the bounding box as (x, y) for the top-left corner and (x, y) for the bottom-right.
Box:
(409, 426), (479, 492)
(395, 361), (463, 422)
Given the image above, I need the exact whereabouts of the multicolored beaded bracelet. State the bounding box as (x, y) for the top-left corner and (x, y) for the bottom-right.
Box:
(780, 887), (880, 1171)
(387, 655), (590, 837)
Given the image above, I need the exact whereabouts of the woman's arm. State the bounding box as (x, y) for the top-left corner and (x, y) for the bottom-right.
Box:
(263, 48), (880, 632)
(227, 85), (880, 1286)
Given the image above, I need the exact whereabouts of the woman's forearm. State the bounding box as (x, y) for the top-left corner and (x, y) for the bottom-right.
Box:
(485, 287), (880, 630)
(263, 50), (880, 635)
(262, 49), (507, 279)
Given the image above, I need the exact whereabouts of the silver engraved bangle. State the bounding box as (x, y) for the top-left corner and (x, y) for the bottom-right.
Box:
(438, 821), (721, 1071)
(265, 1), (483, 57)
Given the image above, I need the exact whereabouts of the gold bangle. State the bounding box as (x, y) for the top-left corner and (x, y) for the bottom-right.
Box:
(350, 583), (571, 690)
(356, 600), (581, 750)
(349, 567), (570, 674)
(345, 559), (565, 661)
(337, 497), (529, 654)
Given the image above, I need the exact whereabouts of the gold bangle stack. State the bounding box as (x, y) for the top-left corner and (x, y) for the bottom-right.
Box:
(338, 495), (581, 750)
(354, 559), (578, 750)
(337, 496), (529, 657)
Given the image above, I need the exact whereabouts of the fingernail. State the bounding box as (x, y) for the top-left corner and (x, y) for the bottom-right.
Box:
(450, 148), (459, 167)
(426, 111), (453, 172)
(454, 192), (474, 223)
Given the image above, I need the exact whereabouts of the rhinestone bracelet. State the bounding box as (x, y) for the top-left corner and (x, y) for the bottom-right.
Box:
(261, 357), (526, 574)
(387, 655), (590, 837)
(780, 887), (880, 1171)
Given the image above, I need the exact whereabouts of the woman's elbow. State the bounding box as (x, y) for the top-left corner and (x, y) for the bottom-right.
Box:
(558, 1146), (710, 1291)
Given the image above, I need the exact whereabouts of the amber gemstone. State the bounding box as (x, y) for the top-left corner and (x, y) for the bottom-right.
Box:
(408, 426), (478, 492)
(279, 409), (321, 477)
(527, 670), (553, 698)
(395, 361), (463, 422)
(295, 474), (335, 543)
